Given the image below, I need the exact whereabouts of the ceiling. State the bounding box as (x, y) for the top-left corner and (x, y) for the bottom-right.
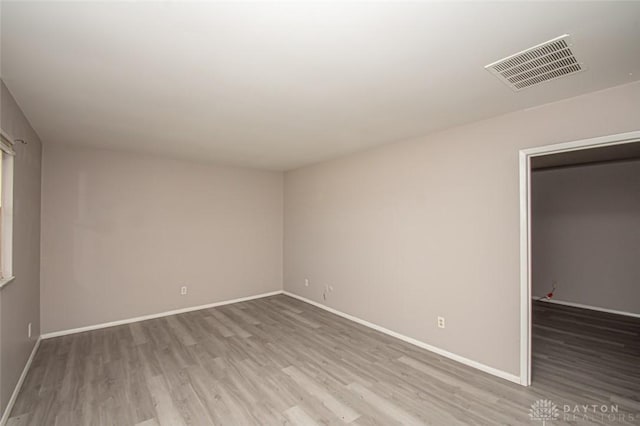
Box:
(2, 2), (640, 171)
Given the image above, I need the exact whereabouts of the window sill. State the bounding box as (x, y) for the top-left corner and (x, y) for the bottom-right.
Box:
(0, 276), (15, 290)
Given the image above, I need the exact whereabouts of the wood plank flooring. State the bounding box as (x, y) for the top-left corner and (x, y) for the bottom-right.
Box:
(7, 296), (640, 425)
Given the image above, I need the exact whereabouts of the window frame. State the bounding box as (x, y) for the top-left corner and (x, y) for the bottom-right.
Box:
(0, 129), (15, 289)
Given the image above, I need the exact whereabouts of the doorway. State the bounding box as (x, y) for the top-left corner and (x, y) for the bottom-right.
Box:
(519, 130), (640, 386)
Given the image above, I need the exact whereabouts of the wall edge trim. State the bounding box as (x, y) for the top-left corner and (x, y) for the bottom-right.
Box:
(41, 290), (284, 339)
(0, 337), (41, 425)
(283, 291), (522, 385)
(533, 297), (640, 318)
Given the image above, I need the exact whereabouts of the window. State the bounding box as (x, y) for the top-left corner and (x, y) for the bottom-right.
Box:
(0, 130), (15, 288)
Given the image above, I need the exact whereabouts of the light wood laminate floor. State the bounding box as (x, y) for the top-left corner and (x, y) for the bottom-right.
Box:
(7, 296), (640, 425)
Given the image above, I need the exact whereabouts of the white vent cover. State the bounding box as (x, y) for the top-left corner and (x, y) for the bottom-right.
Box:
(485, 35), (584, 91)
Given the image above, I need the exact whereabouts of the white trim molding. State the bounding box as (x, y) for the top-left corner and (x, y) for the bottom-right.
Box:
(0, 129), (16, 156)
(518, 148), (532, 386)
(534, 297), (640, 319)
(0, 131), (15, 282)
(41, 290), (283, 339)
(0, 337), (41, 426)
(519, 130), (640, 387)
(0, 276), (15, 290)
(283, 291), (521, 385)
(40, 288), (521, 386)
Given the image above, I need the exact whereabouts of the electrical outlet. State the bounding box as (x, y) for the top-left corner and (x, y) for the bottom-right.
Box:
(322, 284), (333, 300)
(180, 286), (188, 296)
(28, 322), (32, 339)
(304, 278), (309, 287)
(437, 316), (445, 329)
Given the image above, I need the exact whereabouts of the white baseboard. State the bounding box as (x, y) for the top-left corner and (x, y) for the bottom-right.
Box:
(0, 337), (41, 426)
(533, 297), (640, 319)
(41, 290), (283, 339)
(38, 289), (521, 386)
(283, 291), (521, 385)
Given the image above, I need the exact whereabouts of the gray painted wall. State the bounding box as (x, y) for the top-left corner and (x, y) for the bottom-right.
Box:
(532, 160), (640, 314)
(0, 81), (42, 415)
(283, 81), (640, 377)
(41, 144), (283, 334)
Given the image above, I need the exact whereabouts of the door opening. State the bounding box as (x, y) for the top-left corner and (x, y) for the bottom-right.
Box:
(519, 130), (640, 386)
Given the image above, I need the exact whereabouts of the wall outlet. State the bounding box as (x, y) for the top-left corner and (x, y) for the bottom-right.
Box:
(28, 322), (32, 339)
(437, 316), (445, 329)
(180, 286), (188, 296)
(304, 278), (309, 287)
(322, 284), (334, 300)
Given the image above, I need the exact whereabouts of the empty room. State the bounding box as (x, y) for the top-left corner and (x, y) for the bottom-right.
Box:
(530, 144), (640, 410)
(1, 1), (639, 425)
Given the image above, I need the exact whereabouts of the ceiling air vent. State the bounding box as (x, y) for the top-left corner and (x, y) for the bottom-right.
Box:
(485, 35), (584, 91)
